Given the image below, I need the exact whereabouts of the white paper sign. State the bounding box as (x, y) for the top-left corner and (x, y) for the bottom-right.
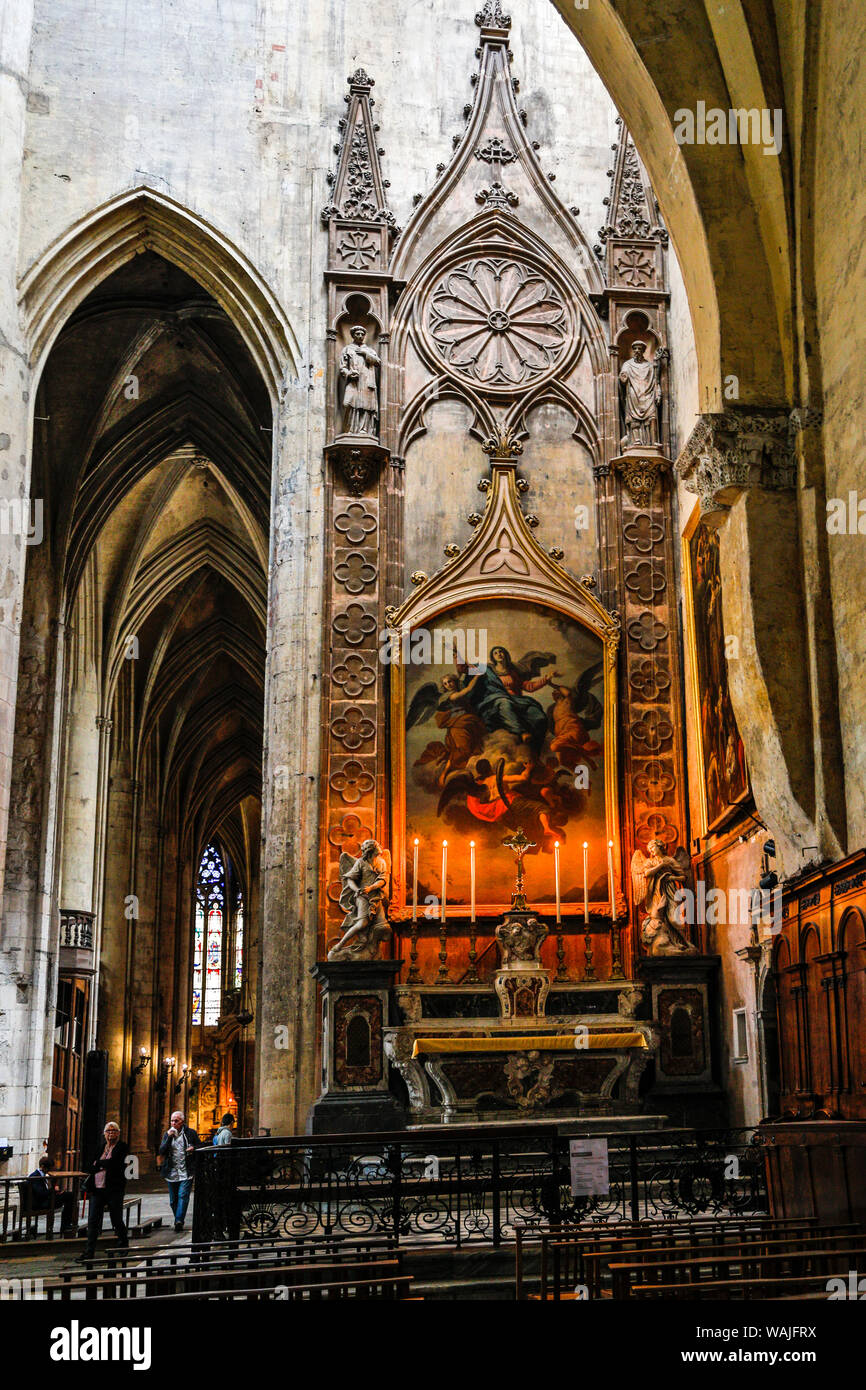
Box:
(569, 1137), (610, 1196)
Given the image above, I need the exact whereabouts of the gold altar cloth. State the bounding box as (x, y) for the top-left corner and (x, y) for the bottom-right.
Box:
(411, 1032), (647, 1057)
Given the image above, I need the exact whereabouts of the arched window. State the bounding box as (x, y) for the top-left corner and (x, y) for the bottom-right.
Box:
(192, 843), (226, 1027)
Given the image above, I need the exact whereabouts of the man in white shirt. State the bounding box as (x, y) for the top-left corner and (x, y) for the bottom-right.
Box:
(157, 1109), (200, 1232)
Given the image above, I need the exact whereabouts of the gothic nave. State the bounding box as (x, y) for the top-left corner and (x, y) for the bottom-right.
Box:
(1, 0), (865, 1336)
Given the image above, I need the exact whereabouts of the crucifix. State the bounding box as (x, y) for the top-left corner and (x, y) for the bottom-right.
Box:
(503, 827), (536, 910)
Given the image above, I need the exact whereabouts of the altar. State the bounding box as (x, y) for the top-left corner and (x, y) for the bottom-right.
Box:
(387, 1014), (650, 1126)
(308, 32), (721, 1139)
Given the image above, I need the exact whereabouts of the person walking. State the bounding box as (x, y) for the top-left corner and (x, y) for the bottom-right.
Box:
(213, 1113), (235, 1145)
(158, 1110), (200, 1232)
(76, 1121), (129, 1261)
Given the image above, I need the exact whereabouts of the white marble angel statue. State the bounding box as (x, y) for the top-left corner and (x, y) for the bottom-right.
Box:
(630, 838), (698, 956)
(327, 838), (392, 960)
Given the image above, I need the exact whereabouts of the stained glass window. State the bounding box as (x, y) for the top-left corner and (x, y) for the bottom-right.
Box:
(192, 901), (204, 1026)
(192, 843), (226, 1028)
(234, 892), (244, 991)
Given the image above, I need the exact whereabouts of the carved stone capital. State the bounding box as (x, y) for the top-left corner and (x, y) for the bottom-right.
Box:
(325, 437), (390, 497)
(676, 407), (796, 526)
(613, 451), (670, 508)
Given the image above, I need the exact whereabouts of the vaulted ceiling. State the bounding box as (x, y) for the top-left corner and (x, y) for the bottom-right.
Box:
(34, 251), (270, 869)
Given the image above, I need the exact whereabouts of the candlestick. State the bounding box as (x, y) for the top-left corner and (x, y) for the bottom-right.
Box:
(554, 840), (567, 981)
(470, 840), (476, 924)
(466, 840), (479, 983)
(408, 838), (421, 984)
(583, 841), (589, 924)
(607, 839), (616, 920)
(441, 841), (447, 924)
(437, 840), (449, 981)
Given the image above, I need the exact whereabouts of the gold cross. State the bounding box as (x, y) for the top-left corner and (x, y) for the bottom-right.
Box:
(502, 827), (536, 908)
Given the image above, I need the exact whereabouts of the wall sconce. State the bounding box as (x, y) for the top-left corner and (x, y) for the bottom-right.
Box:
(155, 1055), (176, 1097)
(173, 1063), (192, 1096)
(189, 1068), (207, 1102)
(128, 1046), (151, 1093)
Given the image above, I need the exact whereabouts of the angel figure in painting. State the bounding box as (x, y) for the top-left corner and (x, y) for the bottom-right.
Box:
(407, 673), (487, 783)
(630, 839), (699, 956)
(547, 659), (604, 770)
(327, 839), (392, 960)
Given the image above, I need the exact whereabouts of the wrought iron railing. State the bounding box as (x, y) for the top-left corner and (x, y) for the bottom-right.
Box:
(191, 1125), (770, 1246)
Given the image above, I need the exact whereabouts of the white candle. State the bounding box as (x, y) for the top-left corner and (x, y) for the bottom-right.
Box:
(554, 841), (561, 924)
(412, 838), (419, 923)
(583, 842), (589, 924)
(607, 839), (616, 919)
(470, 840), (476, 923)
(441, 840), (448, 923)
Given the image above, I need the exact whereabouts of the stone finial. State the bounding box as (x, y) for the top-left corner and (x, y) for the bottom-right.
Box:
(476, 0), (511, 30)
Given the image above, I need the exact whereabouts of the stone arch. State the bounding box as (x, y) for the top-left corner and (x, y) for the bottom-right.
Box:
(551, 0), (790, 406)
(18, 186), (299, 404)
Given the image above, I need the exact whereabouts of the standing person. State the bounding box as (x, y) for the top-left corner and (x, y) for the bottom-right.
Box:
(213, 1113), (235, 1146)
(76, 1121), (129, 1262)
(158, 1110), (200, 1232)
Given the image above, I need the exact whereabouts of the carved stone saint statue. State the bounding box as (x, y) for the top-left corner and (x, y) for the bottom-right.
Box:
(630, 839), (699, 957)
(328, 839), (392, 961)
(619, 340), (663, 449)
(339, 325), (380, 437)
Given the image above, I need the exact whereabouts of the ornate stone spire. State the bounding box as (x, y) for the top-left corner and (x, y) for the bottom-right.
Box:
(322, 68), (397, 235)
(598, 118), (667, 252)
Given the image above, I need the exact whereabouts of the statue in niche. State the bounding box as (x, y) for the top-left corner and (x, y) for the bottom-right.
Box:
(339, 325), (380, 437)
(618, 340), (665, 450)
(630, 839), (699, 956)
(328, 839), (392, 960)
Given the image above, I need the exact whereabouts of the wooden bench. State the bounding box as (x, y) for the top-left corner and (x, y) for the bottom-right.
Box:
(44, 1256), (405, 1301)
(616, 1240), (866, 1300)
(631, 1269), (862, 1300)
(515, 1216), (825, 1300)
(141, 1274), (416, 1301)
(575, 1228), (861, 1301)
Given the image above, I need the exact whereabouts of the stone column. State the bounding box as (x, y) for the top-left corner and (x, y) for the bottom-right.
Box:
(677, 407), (844, 874)
(256, 376), (326, 1136)
(0, 2), (35, 921)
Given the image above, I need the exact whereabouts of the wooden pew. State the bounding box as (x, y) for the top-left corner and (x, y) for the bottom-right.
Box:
(631, 1269), (861, 1300)
(515, 1216), (826, 1300)
(44, 1256), (404, 1301)
(142, 1274), (416, 1301)
(615, 1240), (866, 1300)
(586, 1228), (861, 1301)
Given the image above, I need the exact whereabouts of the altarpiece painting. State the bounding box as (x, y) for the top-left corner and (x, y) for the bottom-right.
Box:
(401, 601), (609, 908)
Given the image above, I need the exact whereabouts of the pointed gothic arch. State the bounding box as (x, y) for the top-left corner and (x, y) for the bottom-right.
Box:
(18, 186), (299, 402)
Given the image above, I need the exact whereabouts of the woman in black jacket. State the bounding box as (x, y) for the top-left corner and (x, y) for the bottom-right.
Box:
(76, 1121), (130, 1261)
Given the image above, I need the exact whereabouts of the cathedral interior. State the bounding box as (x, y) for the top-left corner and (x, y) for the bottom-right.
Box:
(1, 0), (866, 1321)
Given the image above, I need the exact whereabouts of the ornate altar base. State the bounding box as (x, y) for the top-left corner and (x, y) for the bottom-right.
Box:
(384, 1006), (655, 1126)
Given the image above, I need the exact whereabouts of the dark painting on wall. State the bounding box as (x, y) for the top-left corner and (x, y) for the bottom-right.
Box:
(684, 514), (749, 831)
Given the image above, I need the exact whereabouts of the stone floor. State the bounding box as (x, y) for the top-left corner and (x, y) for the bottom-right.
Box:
(0, 1183), (192, 1282)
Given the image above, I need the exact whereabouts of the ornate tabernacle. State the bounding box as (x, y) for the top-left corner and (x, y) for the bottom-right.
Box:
(308, 8), (717, 1135)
